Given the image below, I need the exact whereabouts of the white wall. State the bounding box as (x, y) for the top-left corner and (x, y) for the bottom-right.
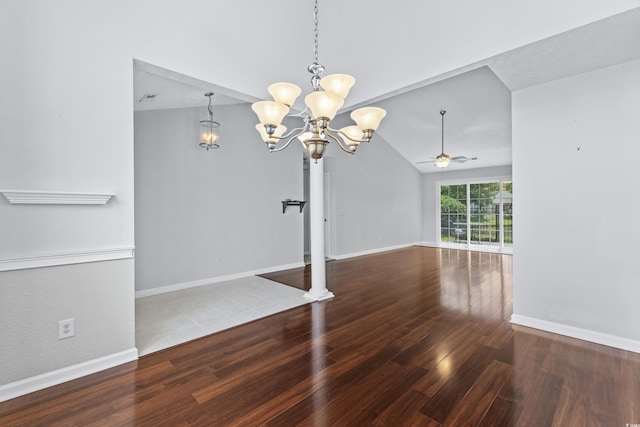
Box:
(134, 104), (303, 292)
(324, 134), (423, 257)
(422, 166), (513, 244)
(512, 60), (640, 348)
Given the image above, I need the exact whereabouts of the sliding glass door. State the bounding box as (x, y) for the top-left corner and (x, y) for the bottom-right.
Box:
(440, 184), (467, 243)
(439, 180), (513, 251)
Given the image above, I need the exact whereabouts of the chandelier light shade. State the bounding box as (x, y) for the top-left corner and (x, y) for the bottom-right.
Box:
(251, 101), (290, 128)
(199, 92), (220, 150)
(339, 126), (364, 152)
(255, 124), (287, 150)
(251, 0), (386, 161)
(350, 107), (387, 134)
(320, 74), (356, 99)
(268, 83), (302, 107)
(304, 91), (344, 121)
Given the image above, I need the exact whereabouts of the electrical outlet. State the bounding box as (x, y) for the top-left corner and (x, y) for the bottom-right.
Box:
(58, 318), (74, 339)
(217, 256), (221, 263)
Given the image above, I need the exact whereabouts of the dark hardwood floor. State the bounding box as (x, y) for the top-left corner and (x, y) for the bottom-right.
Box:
(2, 246), (639, 426)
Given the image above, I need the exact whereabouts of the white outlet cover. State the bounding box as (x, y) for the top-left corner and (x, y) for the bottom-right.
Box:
(58, 318), (75, 339)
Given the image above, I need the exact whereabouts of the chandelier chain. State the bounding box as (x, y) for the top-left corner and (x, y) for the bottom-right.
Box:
(313, 0), (319, 64)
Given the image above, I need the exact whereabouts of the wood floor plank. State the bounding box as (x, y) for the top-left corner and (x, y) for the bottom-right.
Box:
(412, 338), (484, 397)
(515, 370), (564, 426)
(478, 396), (521, 427)
(2, 247), (640, 426)
(231, 350), (370, 426)
(419, 345), (500, 423)
(441, 359), (512, 426)
(372, 388), (432, 426)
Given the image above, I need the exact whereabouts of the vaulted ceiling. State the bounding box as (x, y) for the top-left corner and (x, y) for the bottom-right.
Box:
(134, 3), (640, 173)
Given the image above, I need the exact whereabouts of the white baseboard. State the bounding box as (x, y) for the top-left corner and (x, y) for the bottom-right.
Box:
(0, 348), (138, 403)
(510, 314), (640, 354)
(418, 241), (513, 255)
(331, 243), (420, 261)
(0, 247), (135, 272)
(135, 261), (306, 298)
(418, 241), (440, 248)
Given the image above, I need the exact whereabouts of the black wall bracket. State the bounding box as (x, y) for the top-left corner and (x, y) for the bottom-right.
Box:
(282, 199), (307, 214)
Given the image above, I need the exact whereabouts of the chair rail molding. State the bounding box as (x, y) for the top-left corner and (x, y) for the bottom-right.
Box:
(1, 190), (114, 205)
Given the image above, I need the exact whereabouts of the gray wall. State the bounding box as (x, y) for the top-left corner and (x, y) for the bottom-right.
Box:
(421, 166), (513, 243)
(0, 259), (134, 385)
(134, 104), (304, 292)
(324, 130), (423, 257)
(512, 59), (640, 344)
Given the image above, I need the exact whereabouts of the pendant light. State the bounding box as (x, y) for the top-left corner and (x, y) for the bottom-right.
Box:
(199, 92), (220, 150)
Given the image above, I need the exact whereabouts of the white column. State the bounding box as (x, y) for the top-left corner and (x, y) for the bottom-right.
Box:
(304, 157), (334, 301)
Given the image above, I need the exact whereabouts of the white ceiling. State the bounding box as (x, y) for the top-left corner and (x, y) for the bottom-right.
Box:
(133, 6), (640, 173)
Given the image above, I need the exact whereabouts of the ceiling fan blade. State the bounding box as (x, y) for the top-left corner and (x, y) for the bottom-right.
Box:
(416, 159), (436, 164)
(450, 156), (478, 163)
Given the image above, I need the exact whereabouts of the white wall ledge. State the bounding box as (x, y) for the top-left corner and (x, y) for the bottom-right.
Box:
(1, 190), (114, 205)
(0, 247), (135, 272)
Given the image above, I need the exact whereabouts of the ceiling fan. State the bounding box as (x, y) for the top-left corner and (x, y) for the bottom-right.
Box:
(417, 110), (477, 168)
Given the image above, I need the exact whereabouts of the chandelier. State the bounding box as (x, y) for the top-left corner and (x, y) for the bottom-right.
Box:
(251, 0), (386, 161)
(199, 92), (220, 150)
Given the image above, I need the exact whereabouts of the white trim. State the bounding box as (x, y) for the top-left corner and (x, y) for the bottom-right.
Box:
(510, 314), (640, 354)
(1, 190), (114, 205)
(0, 348), (138, 403)
(434, 175), (513, 186)
(135, 261), (306, 298)
(303, 290), (335, 301)
(418, 241), (441, 248)
(417, 242), (514, 255)
(439, 242), (513, 254)
(0, 247), (135, 272)
(331, 243), (420, 261)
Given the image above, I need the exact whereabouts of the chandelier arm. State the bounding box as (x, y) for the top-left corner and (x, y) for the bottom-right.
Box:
(286, 108), (311, 119)
(326, 130), (355, 154)
(270, 125), (308, 140)
(328, 126), (368, 143)
(269, 129), (308, 153)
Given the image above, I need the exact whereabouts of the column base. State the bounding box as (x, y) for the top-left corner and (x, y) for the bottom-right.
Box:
(303, 290), (335, 301)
